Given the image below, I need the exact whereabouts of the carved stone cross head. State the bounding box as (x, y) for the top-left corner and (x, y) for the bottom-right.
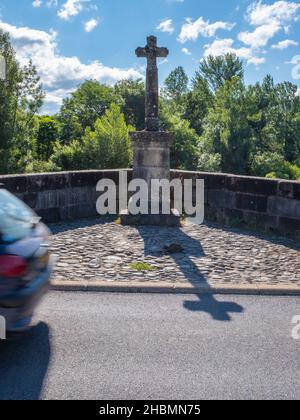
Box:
(135, 36), (168, 131)
(136, 36), (169, 67)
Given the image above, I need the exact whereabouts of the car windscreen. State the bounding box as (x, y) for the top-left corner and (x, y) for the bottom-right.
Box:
(0, 189), (39, 243)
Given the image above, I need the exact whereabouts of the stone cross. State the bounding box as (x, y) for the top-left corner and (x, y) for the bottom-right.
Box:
(136, 36), (168, 131)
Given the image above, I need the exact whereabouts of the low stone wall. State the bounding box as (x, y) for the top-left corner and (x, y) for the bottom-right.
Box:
(0, 169), (299, 240)
(0, 170), (127, 223)
(172, 170), (300, 240)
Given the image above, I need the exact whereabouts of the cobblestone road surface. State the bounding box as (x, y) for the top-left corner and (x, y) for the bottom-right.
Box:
(50, 218), (300, 289)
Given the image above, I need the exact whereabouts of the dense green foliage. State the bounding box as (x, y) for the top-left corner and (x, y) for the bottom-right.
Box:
(163, 66), (189, 102)
(0, 29), (299, 180)
(114, 78), (145, 130)
(52, 104), (133, 170)
(0, 31), (44, 174)
(196, 54), (244, 93)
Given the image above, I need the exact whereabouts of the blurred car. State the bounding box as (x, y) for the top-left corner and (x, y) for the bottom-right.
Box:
(0, 185), (52, 333)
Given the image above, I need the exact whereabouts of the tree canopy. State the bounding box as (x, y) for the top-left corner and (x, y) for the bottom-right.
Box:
(195, 54), (244, 93)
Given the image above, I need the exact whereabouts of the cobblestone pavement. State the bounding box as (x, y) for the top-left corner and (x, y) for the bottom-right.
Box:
(50, 218), (300, 289)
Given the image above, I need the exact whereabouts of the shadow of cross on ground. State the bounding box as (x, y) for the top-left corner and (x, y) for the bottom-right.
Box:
(137, 225), (244, 322)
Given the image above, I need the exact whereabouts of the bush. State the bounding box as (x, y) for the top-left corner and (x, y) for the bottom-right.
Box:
(251, 152), (288, 178)
(25, 159), (61, 173)
(252, 152), (300, 180)
(197, 152), (221, 172)
(160, 109), (200, 170)
(51, 141), (85, 171)
(289, 164), (300, 180)
(52, 104), (133, 171)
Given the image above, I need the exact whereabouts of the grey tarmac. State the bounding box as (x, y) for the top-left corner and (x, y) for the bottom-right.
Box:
(0, 291), (299, 400)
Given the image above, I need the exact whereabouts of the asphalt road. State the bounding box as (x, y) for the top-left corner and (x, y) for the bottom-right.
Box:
(0, 292), (299, 400)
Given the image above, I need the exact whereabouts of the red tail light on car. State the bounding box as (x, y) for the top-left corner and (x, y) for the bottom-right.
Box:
(0, 255), (28, 278)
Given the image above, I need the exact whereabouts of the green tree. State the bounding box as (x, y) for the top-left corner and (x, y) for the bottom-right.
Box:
(195, 54), (244, 93)
(0, 30), (22, 173)
(251, 152), (300, 180)
(11, 60), (45, 171)
(163, 66), (189, 102)
(197, 152), (221, 172)
(35, 116), (60, 161)
(270, 81), (300, 162)
(58, 80), (118, 143)
(160, 106), (200, 170)
(19, 60), (44, 117)
(52, 104), (133, 170)
(184, 76), (214, 136)
(114, 78), (145, 130)
(200, 77), (252, 174)
(246, 76), (300, 164)
(25, 159), (61, 174)
(0, 30), (44, 174)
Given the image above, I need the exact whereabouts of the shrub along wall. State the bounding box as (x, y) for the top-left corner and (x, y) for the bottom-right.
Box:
(0, 169), (299, 240)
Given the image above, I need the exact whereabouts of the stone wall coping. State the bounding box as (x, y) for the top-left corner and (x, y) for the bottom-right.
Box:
(0, 169), (133, 179)
(0, 169), (299, 186)
(171, 169), (300, 184)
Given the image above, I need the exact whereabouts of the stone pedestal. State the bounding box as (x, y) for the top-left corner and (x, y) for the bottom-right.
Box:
(121, 131), (180, 226)
(132, 131), (173, 183)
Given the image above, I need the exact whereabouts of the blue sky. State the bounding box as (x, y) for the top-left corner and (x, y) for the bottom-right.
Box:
(0, 0), (299, 113)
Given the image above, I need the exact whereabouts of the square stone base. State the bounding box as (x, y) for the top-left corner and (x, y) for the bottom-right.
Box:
(131, 131), (174, 184)
(120, 209), (181, 227)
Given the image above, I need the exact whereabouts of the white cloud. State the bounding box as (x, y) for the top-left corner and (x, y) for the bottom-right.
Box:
(158, 58), (168, 66)
(204, 38), (237, 56)
(0, 21), (142, 112)
(178, 17), (235, 43)
(181, 47), (192, 56)
(246, 0), (300, 26)
(156, 18), (174, 34)
(46, 0), (58, 7)
(203, 38), (265, 66)
(84, 18), (98, 32)
(33, 0), (58, 8)
(57, 0), (84, 21)
(272, 39), (298, 49)
(233, 1), (300, 65)
(238, 22), (281, 48)
(247, 56), (266, 65)
(238, 1), (300, 49)
(32, 0), (42, 7)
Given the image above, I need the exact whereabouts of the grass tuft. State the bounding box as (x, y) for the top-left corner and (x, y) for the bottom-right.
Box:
(129, 262), (157, 272)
